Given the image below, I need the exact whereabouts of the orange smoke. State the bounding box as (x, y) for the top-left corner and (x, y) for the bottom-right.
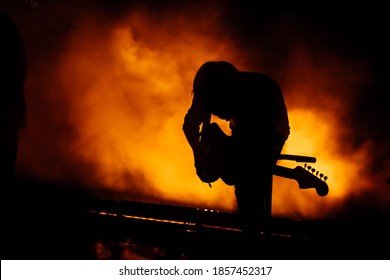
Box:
(271, 46), (386, 219)
(16, 4), (389, 220)
(23, 6), (240, 210)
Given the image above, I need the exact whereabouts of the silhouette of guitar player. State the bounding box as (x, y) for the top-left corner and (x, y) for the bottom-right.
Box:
(183, 61), (290, 238)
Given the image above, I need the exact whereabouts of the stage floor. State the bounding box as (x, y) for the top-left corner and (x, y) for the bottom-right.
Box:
(1, 177), (389, 260)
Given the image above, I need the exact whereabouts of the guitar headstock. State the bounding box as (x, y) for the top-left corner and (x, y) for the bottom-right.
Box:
(294, 164), (329, 196)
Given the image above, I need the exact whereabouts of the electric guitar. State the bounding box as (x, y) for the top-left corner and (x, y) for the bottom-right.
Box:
(196, 122), (329, 196)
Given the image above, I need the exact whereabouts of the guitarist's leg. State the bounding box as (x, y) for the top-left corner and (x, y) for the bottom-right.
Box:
(235, 184), (266, 237)
(233, 140), (277, 240)
(263, 145), (285, 236)
(263, 167), (274, 238)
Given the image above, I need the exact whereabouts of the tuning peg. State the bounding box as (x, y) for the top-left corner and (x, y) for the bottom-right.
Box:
(319, 173), (323, 179)
(324, 176), (328, 181)
(307, 166), (311, 171)
(316, 171), (319, 176)
(304, 163), (307, 168)
(311, 168), (316, 173)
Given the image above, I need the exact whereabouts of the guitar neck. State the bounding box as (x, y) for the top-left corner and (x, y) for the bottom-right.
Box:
(273, 165), (295, 180)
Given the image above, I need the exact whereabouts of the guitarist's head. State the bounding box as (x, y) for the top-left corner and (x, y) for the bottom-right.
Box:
(193, 61), (239, 120)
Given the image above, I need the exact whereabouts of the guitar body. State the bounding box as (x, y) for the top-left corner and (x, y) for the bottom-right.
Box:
(196, 122), (236, 186)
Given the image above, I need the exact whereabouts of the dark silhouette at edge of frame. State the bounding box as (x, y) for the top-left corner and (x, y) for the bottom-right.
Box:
(0, 11), (27, 185)
(1, 10), (28, 259)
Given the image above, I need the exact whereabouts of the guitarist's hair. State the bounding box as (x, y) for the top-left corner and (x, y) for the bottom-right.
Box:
(193, 61), (239, 110)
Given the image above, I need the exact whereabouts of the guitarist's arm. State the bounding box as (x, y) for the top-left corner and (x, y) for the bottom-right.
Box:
(183, 95), (212, 175)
